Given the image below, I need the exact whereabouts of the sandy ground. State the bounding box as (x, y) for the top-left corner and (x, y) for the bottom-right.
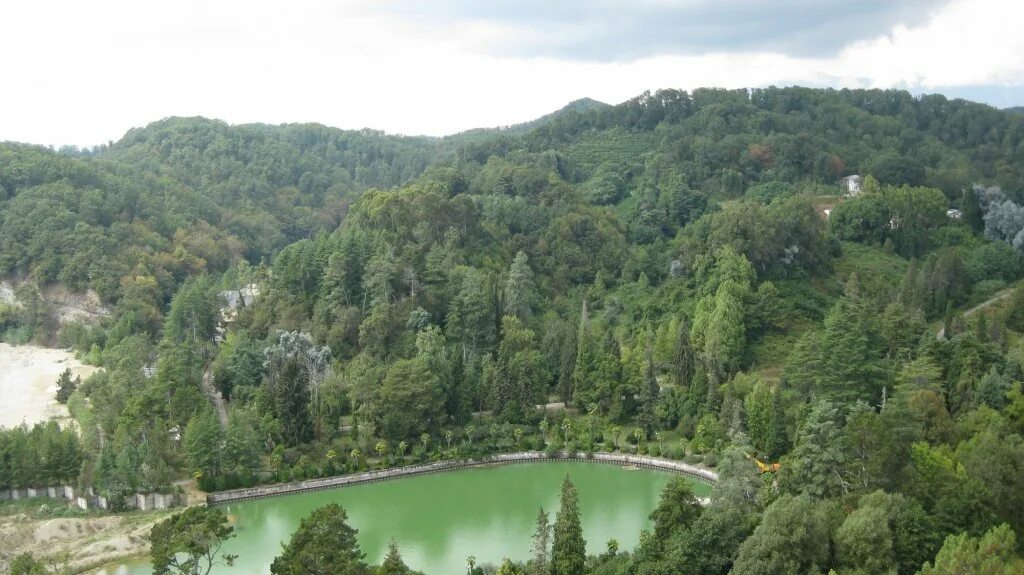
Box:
(0, 343), (99, 429)
(0, 509), (173, 574)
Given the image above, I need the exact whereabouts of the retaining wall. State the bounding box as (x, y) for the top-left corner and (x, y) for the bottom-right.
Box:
(208, 451), (718, 505)
(1, 485), (182, 510)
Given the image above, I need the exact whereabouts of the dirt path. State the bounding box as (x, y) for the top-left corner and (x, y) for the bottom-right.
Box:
(936, 288), (1014, 340)
(201, 363), (228, 429)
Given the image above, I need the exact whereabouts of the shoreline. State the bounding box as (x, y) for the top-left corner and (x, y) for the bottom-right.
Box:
(207, 451), (718, 505)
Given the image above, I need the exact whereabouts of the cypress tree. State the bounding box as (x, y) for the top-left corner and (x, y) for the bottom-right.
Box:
(530, 507), (551, 575)
(504, 251), (537, 320)
(571, 301), (594, 407)
(671, 315), (694, 387)
(962, 186), (984, 233)
(765, 390), (789, 460)
(551, 476), (585, 575)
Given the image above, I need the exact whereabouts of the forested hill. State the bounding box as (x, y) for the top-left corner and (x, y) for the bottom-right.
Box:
(1, 86), (1023, 335)
(6, 87), (1024, 573)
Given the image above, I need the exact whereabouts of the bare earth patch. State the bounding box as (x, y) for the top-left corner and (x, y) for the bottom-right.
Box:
(0, 343), (99, 429)
(0, 507), (174, 574)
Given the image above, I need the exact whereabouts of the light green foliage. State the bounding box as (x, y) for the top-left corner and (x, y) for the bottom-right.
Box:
(504, 251), (537, 320)
(835, 501), (896, 575)
(10, 553), (47, 575)
(691, 247), (754, 380)
(919, 524), (1023, 575)
(692, 414), (726, 454)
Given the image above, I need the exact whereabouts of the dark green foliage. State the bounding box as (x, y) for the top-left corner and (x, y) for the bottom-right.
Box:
(649, 476), (703, 539)
(376, 540), (421, 575)
(551, 476), (586, 575)
(150, 506), (236, 575)
(730, 494), (840, 575)
(270, 504), (367, 575)
(378, 357), (444, 442)
(0, 422), (83, 490)
(54, 368), (78, 404)
(8, 86), (1024, 575)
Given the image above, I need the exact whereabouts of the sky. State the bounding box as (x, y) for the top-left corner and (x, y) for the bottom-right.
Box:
(2, 0), (1023, 147)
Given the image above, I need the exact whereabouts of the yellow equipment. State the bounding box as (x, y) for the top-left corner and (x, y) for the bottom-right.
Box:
(746, 453), (780, 474)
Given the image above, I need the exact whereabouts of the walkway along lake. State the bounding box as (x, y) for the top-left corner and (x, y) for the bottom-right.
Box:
(94, 458), (714, 575)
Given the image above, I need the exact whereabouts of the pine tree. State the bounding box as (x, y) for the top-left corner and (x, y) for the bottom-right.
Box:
(270, 504), (367, 575)
(504, 251), (537, 320)
(530, 507), (551, 575)
(54, 368), (76, 404)
(551, 476), (586, 575)
(378, 539), (414, 575)
(819, 275), (886, 404)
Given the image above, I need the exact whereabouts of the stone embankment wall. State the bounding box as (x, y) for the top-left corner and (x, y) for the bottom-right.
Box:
(0, 485), (182, 510)
(208, 451), (718, 505)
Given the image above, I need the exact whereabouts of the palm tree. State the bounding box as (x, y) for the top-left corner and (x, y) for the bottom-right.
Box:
(539, 419), (549, 442)
(465, 425), (476, 445)
(610, 426), (622, 451)
(513, 427), (524, 447)
(654, 432), (664, 453)
(561, 419), (573, 444)
(420, 432), (431, 453)
(445, 430), (454, 450)
(397, 441), (408, 459)
(466, 555), (476, 574)
(375, 441), (387, 460)
(633, 427), (643, 451)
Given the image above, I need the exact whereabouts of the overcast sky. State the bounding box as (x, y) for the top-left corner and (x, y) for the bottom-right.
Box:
(2, 0), (1023, 147)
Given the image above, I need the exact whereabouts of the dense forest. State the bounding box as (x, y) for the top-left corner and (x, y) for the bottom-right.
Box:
(4, 86), (1024, 574)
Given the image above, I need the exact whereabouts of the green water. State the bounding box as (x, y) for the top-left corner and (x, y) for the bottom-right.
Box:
(95, 462), (711, 575)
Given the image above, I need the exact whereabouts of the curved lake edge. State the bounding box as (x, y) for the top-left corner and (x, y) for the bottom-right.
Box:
(207, 451), (718, 505)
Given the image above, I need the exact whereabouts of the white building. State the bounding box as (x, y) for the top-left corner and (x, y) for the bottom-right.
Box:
(839, 175), (863, 197)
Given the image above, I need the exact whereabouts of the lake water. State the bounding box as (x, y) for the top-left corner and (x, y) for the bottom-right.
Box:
(94, 462), (711, 575)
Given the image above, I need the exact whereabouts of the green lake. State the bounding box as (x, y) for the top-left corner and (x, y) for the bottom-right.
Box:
(95, 462), (712, 575)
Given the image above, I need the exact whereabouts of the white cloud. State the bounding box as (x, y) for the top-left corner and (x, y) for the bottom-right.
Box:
(0, 0), (1021, 147)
